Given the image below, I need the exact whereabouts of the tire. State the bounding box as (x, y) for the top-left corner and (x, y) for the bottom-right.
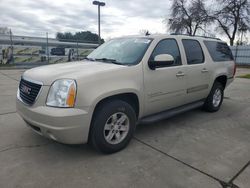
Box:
(90, 100), (137, 154)
(203, 82), (224, 112)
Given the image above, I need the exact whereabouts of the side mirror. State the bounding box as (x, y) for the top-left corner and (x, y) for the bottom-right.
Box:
(148, 54), (174, 70)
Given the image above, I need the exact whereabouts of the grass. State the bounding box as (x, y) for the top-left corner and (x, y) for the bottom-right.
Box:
(14, 56), (40, 63)
(237, 74), (250, 79)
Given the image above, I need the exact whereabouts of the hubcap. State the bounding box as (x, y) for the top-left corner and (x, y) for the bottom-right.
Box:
(103, 112), (130, 145)
(213, 88), (222, 107)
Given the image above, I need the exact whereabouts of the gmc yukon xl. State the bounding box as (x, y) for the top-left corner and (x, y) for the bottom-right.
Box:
(16, 34), (236, 153)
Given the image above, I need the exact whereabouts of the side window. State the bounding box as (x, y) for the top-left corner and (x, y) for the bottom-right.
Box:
(204, 41), (234, 62)
(150, 39), (182, 66)
(182, 39), (204, 65)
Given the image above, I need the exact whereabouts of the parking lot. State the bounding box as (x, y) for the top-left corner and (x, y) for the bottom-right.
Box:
(0, 68), (250, 188)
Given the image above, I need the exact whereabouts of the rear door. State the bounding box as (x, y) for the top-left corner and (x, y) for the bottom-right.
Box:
(182, 39), (211, 103)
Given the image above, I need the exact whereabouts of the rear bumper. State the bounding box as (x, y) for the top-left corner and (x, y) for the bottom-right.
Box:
(226, 77), (234, 87)
(16, 98), (92, 144)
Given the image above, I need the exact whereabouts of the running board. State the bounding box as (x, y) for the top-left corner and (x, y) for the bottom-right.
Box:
(139, 100), (204, 124)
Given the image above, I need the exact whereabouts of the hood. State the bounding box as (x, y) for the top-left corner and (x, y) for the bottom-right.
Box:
(23, 61), (126, 85)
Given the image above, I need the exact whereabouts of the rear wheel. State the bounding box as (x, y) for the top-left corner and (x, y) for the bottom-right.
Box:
(90, 100), (136, 154)
(203, 82), (224, 112)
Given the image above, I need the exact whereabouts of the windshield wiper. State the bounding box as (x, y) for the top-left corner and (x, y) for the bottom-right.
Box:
(83, 57), (95, 61)
(95, 58), (125, 65)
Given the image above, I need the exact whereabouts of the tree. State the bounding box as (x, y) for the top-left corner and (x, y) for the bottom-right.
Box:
(167, 0), (211, 35)
(211, 0), (250, 46)
(56, 31), (104, 43)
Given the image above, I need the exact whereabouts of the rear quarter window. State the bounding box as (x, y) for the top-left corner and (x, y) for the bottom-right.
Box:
(204, 41), (234, 62)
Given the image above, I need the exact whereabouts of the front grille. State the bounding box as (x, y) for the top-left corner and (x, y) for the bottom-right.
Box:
(19, 78), (42, 105)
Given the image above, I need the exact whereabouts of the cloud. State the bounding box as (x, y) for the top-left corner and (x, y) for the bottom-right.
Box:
(106, 0), (171, 18)
(0, 0), (171, 39)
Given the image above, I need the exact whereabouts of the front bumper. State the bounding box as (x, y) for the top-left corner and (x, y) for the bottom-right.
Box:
(16, 98), (92, 144)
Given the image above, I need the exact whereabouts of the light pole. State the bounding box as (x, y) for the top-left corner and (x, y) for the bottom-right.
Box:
(92, 1), (105, 45)
(235, 22), (247, 63)
(239, 23), (248, 45)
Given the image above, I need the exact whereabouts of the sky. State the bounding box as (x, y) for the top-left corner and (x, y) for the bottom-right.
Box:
(0, 0), (249, 43)
(0, 0), (169, 39)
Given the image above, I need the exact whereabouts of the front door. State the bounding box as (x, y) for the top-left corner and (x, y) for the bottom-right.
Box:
(143, 38), (187, 116)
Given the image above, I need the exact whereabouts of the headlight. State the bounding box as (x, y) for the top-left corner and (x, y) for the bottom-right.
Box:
(46, 79), (77, 108)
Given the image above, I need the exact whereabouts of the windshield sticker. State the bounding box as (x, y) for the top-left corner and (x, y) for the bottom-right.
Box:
(134, 39), (151, 44)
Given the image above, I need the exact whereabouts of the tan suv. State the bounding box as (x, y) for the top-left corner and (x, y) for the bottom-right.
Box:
(16, 34), (236, 153)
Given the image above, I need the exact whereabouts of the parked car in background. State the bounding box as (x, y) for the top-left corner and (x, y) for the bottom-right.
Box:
(16, 34), (236, 153)
(51, 47), (65, 56)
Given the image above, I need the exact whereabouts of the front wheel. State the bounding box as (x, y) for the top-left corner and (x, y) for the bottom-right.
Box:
(203, 82), (224, 112)
(90, 100), (136, 154)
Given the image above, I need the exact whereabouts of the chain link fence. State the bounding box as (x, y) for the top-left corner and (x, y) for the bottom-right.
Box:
(230, 45), (250, 66)
(0, 34), (98, 66)
(1, 34), (250, 67)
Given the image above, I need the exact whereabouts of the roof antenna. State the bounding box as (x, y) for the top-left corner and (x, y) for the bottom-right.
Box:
(145, 31), (150, 36)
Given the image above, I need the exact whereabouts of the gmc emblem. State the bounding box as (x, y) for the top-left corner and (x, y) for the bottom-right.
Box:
(20, 84), (31, 95)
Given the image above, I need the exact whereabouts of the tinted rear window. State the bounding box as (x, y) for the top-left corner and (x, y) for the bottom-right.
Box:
(182, 39), (204, 65)
(204, 41), (233, 62)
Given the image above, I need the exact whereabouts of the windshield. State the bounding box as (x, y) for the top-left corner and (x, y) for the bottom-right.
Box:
(87, 38), (152, 65)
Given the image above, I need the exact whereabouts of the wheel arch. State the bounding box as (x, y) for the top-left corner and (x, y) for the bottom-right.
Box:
(93, 92), (140, 118)
(214, 75), (227, 89)
(87, 92), (140, 142)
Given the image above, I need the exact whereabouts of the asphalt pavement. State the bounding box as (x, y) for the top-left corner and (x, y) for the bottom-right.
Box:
(0, 68), (250, 188)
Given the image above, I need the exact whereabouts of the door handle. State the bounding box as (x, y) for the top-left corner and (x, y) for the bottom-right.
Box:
(176, 71), (185, 77)
(201, 68), (209, 73)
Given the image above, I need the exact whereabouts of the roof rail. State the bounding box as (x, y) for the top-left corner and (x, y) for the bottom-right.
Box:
(170, 33), (221, 40)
